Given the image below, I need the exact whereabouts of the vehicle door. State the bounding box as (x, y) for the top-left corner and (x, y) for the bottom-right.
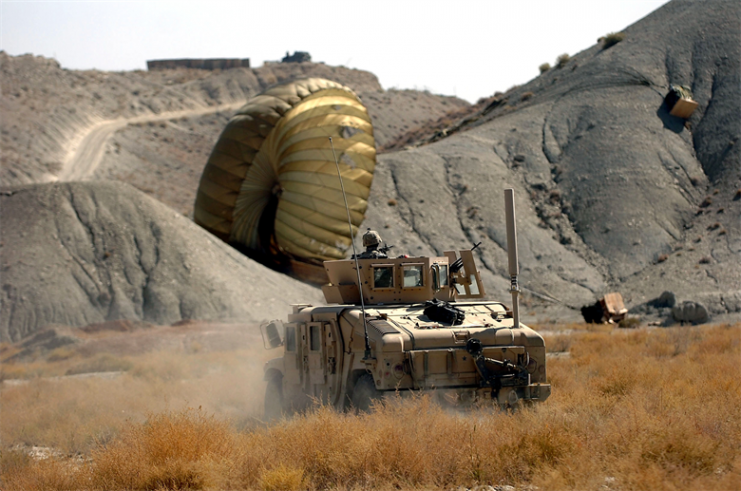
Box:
(282, 323), (303, 388)
(323, 319), (342, 406)
(306, 322), (324, 396)
(304, 320), (343, 405)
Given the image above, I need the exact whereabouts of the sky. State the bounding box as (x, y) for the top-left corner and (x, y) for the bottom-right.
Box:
(1, 0), (670, 103)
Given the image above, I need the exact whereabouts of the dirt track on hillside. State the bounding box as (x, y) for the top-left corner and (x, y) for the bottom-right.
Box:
(60, 101), (246, 181)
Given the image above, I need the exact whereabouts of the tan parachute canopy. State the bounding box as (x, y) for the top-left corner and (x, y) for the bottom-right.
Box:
(194, 78), (376, 276)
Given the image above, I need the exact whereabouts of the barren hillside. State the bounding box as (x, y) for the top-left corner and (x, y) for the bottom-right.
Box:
(362, 0), (740, 320)
(0, 182), (323, 342)
(0, 56), (469, 339)
(91, 84), (467, 217)
(0, 54), (469, 190)
(1, 0), (739, 341)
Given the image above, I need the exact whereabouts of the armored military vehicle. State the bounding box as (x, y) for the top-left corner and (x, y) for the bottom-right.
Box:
(261, 189), (551, 418)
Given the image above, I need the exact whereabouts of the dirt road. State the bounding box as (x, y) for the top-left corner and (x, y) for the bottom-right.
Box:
(59, 101), (246, 181)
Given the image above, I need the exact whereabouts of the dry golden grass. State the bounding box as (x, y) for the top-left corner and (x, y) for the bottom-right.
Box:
(1, 347), (271, 456)
(2, 323), (740, 490)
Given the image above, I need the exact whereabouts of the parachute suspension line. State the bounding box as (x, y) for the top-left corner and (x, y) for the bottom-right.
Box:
(329, 137), (372, 361)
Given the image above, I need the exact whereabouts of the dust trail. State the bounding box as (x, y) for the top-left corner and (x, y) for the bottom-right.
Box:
(0, 320), (277, 454)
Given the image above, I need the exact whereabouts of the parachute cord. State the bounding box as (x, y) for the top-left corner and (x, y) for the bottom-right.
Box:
(329, 137), (372, 362)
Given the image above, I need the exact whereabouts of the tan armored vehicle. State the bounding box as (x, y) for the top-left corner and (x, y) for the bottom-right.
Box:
(261, 189), (551, 417)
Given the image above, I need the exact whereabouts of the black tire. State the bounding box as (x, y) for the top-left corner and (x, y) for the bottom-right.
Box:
(350, 373), (381, 412)
(264, 374), (284, 422)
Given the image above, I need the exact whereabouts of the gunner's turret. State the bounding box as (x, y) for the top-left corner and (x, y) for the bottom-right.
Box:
(321, 230), (485, 306)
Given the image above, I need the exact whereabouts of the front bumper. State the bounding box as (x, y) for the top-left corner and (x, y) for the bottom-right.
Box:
(381, 382), (551, 407)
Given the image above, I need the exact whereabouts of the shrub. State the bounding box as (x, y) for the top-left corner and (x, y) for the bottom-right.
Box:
(619, 317), (641, 329)
(4, 325), (741, 491)
(539, 63), (551, 74)
(543, 333), (572, 353)
(657, 253), (669, 263)
(556, 54), (570, 68)
(90, 409), (236, 491)
(47, 346), (77, 362)
(260, 464), (305, 491)
(65, 354), (133, 375)
(387, 198), (397, 206)
(521, 91), (534, 101)
(602, 32), (625, 49)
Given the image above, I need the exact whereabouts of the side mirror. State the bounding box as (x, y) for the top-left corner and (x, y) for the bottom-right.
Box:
(260, 321), (283, 349)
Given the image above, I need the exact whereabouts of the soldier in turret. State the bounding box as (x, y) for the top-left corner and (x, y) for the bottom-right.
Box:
(355, 228), (388, 259)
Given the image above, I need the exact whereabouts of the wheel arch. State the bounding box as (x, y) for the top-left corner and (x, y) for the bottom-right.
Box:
(344, 368), (376, 408)
(264, 358), (284, 382)
(347, 368), (371, 392)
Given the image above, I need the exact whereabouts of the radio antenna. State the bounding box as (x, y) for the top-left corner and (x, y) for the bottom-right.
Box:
(504, 188), (521, 329)
(329, 137), (372, 361)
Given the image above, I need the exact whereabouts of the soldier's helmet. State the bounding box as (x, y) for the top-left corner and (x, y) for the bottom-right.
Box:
(362, 229), (382, 249)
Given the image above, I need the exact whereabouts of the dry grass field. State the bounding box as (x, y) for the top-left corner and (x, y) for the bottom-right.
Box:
(1, 322), (739, 490)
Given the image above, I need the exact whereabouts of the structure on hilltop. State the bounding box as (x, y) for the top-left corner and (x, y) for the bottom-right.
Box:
(281, 51), (311, 63)
(146, 58), (250, 71)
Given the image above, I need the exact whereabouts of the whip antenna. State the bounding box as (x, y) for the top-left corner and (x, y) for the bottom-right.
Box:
(329, 137), (372, 361)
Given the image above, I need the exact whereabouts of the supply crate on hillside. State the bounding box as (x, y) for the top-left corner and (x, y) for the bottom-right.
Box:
(600, 292), (628, 323)
(665, 85), (698, 119)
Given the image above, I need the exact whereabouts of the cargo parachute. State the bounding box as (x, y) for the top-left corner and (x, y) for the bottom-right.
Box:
(194, 78), (376, 282)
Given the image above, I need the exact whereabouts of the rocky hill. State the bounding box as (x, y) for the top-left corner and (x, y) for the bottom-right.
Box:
(362, 0), (740, 320)
(0, 57), (469, 339)
(0, 182), (323, 342)
(0, 0), (738, 340)
(90, 84), (468, 218)
(0, 53), (469, 190)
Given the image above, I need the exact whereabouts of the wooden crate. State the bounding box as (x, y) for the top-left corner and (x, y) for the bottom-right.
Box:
(600, 292), (628, 322)
(670, 98), (699, 119)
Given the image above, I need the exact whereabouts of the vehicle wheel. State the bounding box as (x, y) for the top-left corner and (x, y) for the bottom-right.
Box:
(264, 374), (284, 421)
(350, 373), (381, 412)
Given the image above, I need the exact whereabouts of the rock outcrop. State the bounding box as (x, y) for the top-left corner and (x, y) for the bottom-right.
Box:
(0, 182), (322, 342)
(362, 0), (740, 318)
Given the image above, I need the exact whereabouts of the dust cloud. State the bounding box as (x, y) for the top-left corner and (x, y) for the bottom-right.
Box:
(0, 319), (278, 454)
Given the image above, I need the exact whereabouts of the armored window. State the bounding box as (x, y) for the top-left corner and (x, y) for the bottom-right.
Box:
(469, 279), (480, 295)
(372, 265), (394, 289)
(438, 264), (449, 286)
(402, 264), (424, 287)
(285, 326), (296, 352)
(309, 324), (321, 351)
(455, 279), (480, 296)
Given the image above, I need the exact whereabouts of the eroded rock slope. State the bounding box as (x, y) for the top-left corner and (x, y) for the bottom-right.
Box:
(0, 182), (322, 342)
(363, 0), (740, 319)
(0, 54), (468, 188)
